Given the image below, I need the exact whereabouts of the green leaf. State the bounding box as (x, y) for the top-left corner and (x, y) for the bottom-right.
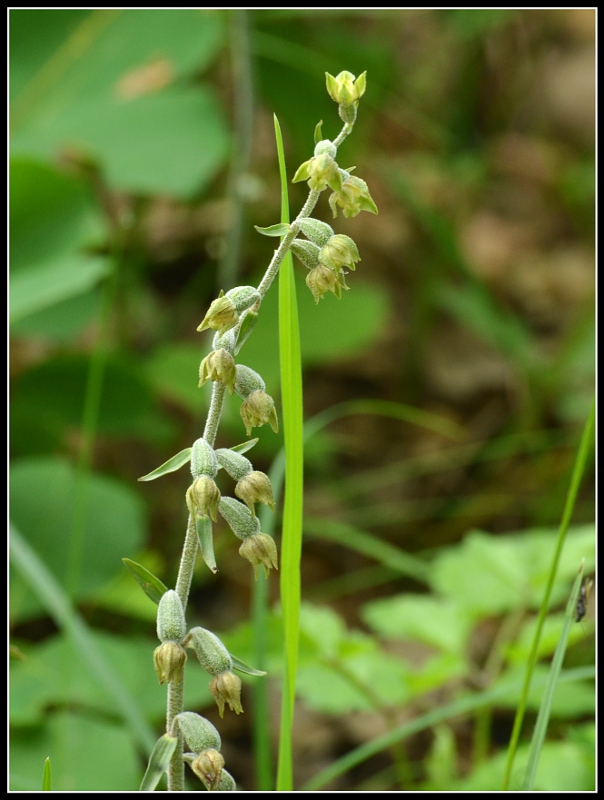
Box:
(138, 448), (192, 481)
(121, 558), (168, 604)
(254, 223), (291, 237)
(231, 654), (267, 677)
(140, 735), (178, 792)
(230, 438), (259, 455)
(314, 120), (323, 144)
(196, 515), (217, 574)
(42, 757), (52, 791)
(10, 458), (146, 621)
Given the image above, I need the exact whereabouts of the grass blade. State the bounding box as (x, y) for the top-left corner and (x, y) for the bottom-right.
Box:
(10, 524), (155, 754)
(521, 565), (585, 790)
(42, 757), (52, 791)
(502, 396), (595, 789)
(274, 113), (304, 792)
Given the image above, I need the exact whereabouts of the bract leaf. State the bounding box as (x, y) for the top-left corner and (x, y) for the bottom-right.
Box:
(235, 310), (258, 355)
(231, 654), (267, 676)
(314, 120), (324, 145)
(254, 223), (291, 237)
(230, 438), (259, 455)
(196, 515), (217, 574)
(138, 448), (192, 481)
(140, 734), (178, 792)
(122, 559), (168, 605)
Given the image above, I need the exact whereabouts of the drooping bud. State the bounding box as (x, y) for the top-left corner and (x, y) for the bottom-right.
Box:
(298, 217), (335, 247)
(329, 175), (378, 219)
(292, 151), (343, 193)
(209, 670), (243, 717)
(319, 234), (361, 272)
(188, 476), (221, 522)
(225, 285), (261, 314)
(174, 711), (221, 754)
(291, 239), (321, 271)
(187, 626), (233, 676)
(156, 589), (186, 643)
(306, 264), (347, 303)
(325, 70), (367, 107)
(198, 349), (237, 395)
(153, 642), (187, 685)
(239, 533), (279, 579)
(215, 448), (254, 481)
(234, 364), (265, 400)
(219, 496), (260, 540)
(235, 471), (275, 517)
(190, 438), (219, 479)
(240, 390), (279, 437)
(197, 292), (238, 336)
(191, 749), (225, 790)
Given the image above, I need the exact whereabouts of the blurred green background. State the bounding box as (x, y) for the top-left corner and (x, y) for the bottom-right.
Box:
(10, 9), (594, 791)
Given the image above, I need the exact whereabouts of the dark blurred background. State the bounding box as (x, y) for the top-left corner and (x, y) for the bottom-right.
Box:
(10, 9), (594, 792)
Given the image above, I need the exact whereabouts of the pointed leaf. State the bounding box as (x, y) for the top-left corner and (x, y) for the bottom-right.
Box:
(231, 654), (267, 677)
(314, 120), (324, 145)
(138, 448), (192, 481)
(230, 438), (259, 455)
(254, 223), (291, 237)
(196, 515), (217, 574)
(140, 734), (178, 792)
(42, 757), (52, 791)
(235, 310), (258, 355)
(122, 559), (168, 605)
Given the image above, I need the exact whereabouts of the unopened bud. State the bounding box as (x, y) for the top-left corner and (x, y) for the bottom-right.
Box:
(187, 626), (232, 676)
(209, 670), (243, 717)
(292, 152), (343, 193)
(190, 438), (219, 479)
(219, 496), (260, 540)
(191, 749), (225, 790)
(153, 642), (187, 685)
(298, 218), (335, 247)
(189, 476), (221, 522)
(234, 364), (265, 400)
(291, 239), (321, 271)
(235, 471), (275, 517)
(325, 70), (367, 107)
(215, 448), (253, 481)
(175, 712), (221, 753)
(199, 349), (237, 395)
(225, 285), (261, 314)
(319, 234), (361, 272)
(329, 175), (378, 219)
(306, 264), (346, 303)
(240, 390), (279, 437)
(239, 533), (279, 580)
(313, 139), (337, 159)
(197, 293), (238, 336)
(156, 589), (186, 643)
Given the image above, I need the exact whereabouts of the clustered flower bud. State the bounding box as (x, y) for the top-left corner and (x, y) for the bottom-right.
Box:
(186, 627), (243, 717)
(190, 438), (218, 480)
(191, 749), (225, 790)
(298, 217), (335, 247)
(325, 70), (367, 107)
(319, 234), (361, 272)
(209, 670), (243, 718)
(329, 174), (378, 219)
(197, 286), (260, 336)
(175, 711), (221, 753)
(187, 475), (221, 522)
(292, 140), (343, 194)
(156, 589), (186, 644)
(198, 348), (237, 394)
(219, 496), (260, 540)
(235, 470), (275, 517)
(239, 533), (279, 580)
(240, 390), (279, 437)
(306, 264), (348, 304)
(153, 641), (187, 685)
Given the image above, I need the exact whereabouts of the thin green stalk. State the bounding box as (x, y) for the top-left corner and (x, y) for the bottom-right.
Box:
(274, 114), (304, 792)
(502, 397), (594, 789)
(42, 758), (52, 791)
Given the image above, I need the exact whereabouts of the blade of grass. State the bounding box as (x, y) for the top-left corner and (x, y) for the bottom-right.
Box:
(502, 396), (595, 789)
(42, 758), (52, 791)
(302, 665), (594, 791)
(521, 564), (585, 790)
(9, 524), (155, 754)
(274, 113), (303, 792)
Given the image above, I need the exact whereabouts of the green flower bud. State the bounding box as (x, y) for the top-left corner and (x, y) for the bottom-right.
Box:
(306, 264), (348, 303)
(234, 364), (265, 400)
(214, 769), (236, 791)
(175, 712), (221, 754)
(240, 390), (279, 437)
(235, 471), (275, 517)
(190, 438), (219, 479)
(153, 641), (187, 685)
(191, 749), (225, 790)
(225, 285), (261, 314)
(329, 175), (378, 219)
(198, 348), (237, 394)
(209, 670), (243, 717)
(319, 234), (361, 272)
(219, 496), (260, 540)
(188, 476), (221, 523)
(325, 70), (367, 107)
(292, 152), (342, 193)
(239, 533), (279, 580)
(187, 626), (232, 675)
(298, 217), (335, 247)
(291, 239), (321, 271)
(212, 328), (236, 353)
(197, 292), (239, 336)
(215, 448), (253, 481)
(313, 139), (337, 159)
(156, 589), (186, 643)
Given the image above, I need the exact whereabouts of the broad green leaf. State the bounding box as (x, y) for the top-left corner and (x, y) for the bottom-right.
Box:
(138, 448), (192, 482)
(231, 654), (267, 677)
(42, 757), (52, 791)
(10, 457), (145, 621)
(230, 438), (259, 455)
(122, 558), (168, 604)
(196, 515), (217, 574)
(11, 289), (101, 342)
(140, 735), (178, 792)
(10, 254), (109, 323)
(254, 223), (291, 236)
(10, 712), (140, 791)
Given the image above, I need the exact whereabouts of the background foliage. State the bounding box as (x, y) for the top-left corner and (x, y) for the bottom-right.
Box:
(10, 9), (594, 791)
